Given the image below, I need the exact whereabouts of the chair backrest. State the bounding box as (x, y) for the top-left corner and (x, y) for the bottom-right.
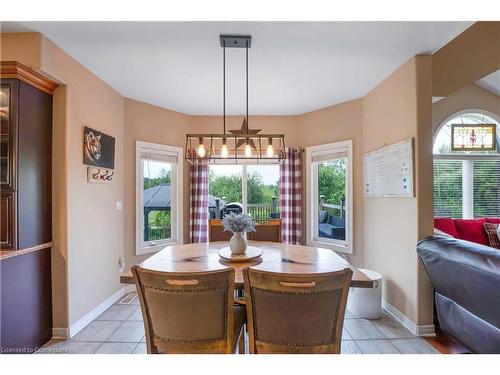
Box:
(243, 267), (353, 354)
(248, 219), (281, 243)
(132, 266), (236, 353)
(208, 219), (232, 242)
(209, 219), (282, 243)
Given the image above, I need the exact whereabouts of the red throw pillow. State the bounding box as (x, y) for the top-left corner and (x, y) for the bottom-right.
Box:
(434, 218), (459, 238)
(454, 218), (489, 246)
(483, 223), (500, 249)
(485, 218), (500, 224)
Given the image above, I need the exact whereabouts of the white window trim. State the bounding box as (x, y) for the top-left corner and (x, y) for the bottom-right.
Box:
(462, 160), (474, 218)
(136, 141), (183, 255)
(242, 165), (248, 213)
(305, 140), (353, 254)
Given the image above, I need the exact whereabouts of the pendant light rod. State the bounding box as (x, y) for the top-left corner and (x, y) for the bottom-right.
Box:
(246, 39), (249, 128)
(223, 41), (226, 134)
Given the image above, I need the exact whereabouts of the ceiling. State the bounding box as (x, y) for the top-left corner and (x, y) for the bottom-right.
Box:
(476, 70), (500, 96)
(2, 21), (473, 115)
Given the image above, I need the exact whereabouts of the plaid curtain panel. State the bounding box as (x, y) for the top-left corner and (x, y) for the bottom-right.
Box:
(190, 161), (209, 243)
(280, 148), (303, 244)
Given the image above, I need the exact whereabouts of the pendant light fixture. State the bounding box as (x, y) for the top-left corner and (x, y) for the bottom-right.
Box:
(185, 35), (286, 164)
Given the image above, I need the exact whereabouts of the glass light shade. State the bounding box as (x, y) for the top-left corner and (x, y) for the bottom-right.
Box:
(244, 144), (252, 157)
(221, 143), (229, 158)
(197, 143), (206, 158)
(266, 144), (274, 157)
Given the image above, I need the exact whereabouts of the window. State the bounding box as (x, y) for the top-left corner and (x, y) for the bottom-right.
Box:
(247, 165), (280, 220)
(433, 160), (462, 218)
(473, 160), (500, 217)
(136, 141), (183, 255)
(208, 164), (280, 221)
(433, 111), (500, 219)
(306, 141), (353, 254)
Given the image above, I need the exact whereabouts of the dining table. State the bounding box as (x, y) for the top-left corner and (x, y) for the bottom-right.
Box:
(120, 241), (374, 288)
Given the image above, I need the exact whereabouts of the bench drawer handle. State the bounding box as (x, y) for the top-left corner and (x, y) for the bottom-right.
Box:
(280, 281), (316, 288)
(165, 279), (199, 286)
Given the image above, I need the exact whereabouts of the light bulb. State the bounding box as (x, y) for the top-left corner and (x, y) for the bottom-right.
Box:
(244, 144), (252, 157)
(266, 144), (274, 157)
(197, 142), (206, 158)
(221, 143), (229, 158)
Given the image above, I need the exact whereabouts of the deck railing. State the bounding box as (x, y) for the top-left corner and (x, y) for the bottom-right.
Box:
(319, 196), (345, 219)
(146, 226), (171, 241)
(210, 196), (280, 222)
(247, 203), (280, 221)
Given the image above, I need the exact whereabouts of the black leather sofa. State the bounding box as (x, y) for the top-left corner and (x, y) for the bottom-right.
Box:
(417, 235), (500, 354)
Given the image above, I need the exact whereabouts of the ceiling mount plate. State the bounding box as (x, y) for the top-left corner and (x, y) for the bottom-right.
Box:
(220, 35), (251, 48)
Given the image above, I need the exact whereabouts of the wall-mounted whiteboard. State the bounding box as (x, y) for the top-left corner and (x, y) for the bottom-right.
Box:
(363, 138), (414, 198)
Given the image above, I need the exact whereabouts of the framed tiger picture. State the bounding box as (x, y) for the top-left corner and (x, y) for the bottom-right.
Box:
(83, 126), (115, 169)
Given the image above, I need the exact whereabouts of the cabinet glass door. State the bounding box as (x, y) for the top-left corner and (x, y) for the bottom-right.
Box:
(0, 84), (10, 186)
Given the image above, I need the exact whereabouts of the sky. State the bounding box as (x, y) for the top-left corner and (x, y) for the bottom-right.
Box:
(143, 160), (170, 179)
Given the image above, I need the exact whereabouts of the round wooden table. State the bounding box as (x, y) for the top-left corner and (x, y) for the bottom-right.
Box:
(120, 241), (373, 288)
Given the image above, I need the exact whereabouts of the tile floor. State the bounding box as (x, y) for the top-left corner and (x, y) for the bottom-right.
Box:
(38, 292), (439, 354)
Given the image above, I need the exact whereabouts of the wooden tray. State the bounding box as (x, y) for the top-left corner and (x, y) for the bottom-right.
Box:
(218, 246), (263, 262)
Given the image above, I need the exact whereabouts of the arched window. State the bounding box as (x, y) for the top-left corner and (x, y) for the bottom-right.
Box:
(433, 111), (500, 218)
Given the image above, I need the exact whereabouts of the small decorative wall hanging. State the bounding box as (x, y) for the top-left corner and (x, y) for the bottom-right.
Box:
(83, 126), (116, 169)
(451, 124), (496, 151)
(87, 167), (115, 184)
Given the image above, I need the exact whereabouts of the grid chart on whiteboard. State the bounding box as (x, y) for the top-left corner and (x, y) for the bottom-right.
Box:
(363, 139), (414, 198)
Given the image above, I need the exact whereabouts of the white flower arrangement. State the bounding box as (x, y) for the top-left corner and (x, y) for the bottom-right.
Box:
(222, 212), (256, 233)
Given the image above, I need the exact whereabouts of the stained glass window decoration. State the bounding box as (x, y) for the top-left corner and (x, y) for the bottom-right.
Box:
(451, 124), (496, 151)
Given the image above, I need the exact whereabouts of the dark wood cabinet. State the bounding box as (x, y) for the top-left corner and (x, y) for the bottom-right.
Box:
(0, 77), (53, 250)
(1, 247), (52, 352)
(1, 62), (56, 353)
(17, 80), (53, 249)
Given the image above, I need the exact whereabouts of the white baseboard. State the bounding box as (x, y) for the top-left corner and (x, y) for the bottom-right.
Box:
(52, 284), (136, 340)
(382, 300), (435, 337)
(415, 324), (436, 337)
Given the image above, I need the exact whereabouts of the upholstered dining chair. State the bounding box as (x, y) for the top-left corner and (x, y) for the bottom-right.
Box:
(247, 219), (281, 243)
(132, 267), (246, 354)
(242, 267), (353, 354)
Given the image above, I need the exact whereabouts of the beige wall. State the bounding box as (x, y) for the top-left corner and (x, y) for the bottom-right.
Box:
(362, 56), (433, 325)
(0, 32), (42, 68)
(41, 37), (125, 330)
(295, 99), (364, 266)
(432, 83), (500, 134)
(2, 33), (125, 330)
(123, 98), (191, 269)
(414, 56), (434, 326)
(432, 22), (500, 97)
